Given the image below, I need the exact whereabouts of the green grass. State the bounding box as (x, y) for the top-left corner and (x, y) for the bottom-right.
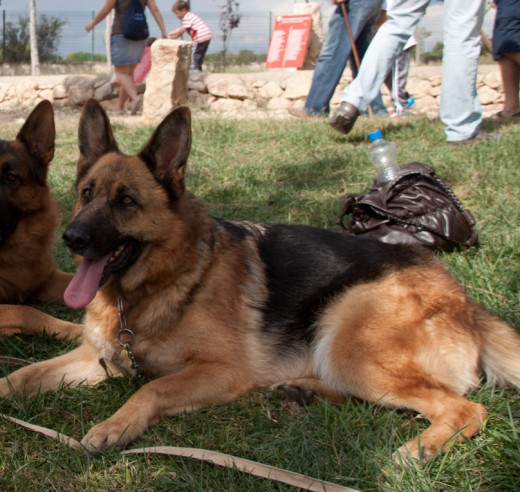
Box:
(1, 110), (519, 491)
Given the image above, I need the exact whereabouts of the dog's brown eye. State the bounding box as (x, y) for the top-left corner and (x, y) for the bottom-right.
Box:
(5, 172), (20, 184)
(121, 195), (135, 206)
(81, 188), (92, 202)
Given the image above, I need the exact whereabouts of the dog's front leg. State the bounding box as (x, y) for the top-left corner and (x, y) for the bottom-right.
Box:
(0, 304), (82, 340)
(0, 342), (110, 396)
(34, 270), (74, 304)
(82, 362), (255, 452)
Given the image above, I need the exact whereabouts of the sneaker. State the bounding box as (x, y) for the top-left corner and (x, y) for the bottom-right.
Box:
(328, 102), (359, 134)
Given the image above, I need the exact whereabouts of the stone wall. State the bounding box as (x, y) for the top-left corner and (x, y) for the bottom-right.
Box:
(0, 64), (504, 119)
(185, 65), (503, 118)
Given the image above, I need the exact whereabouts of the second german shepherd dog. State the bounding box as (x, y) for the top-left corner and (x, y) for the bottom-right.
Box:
(1, 99), (519, 462)
(0, 101), (80, 339)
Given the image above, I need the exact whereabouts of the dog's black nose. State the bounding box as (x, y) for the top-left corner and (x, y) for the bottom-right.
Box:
(63, 223), (92, 251)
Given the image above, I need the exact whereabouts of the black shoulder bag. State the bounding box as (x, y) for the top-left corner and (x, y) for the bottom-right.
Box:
(336, 162), (478, 251)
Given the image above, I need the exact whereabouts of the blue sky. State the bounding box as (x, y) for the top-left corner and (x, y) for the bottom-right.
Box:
(1, 1), (495, 55)
(0, 0), (294, 12)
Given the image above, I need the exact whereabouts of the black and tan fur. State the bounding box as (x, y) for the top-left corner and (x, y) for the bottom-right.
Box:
(1, 99), (519, 462)
(0, 101), (80, 339)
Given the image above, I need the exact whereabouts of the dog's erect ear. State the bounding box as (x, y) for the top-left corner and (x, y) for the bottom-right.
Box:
(16, 99), (55, 167)
(139, 106), (192, 194)
(77, 98), (119, 177)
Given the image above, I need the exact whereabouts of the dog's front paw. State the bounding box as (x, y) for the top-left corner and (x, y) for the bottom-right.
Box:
(81, 417), (145, 453)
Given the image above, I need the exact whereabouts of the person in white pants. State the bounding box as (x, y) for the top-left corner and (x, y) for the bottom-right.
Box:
(329, 0), (486, 144)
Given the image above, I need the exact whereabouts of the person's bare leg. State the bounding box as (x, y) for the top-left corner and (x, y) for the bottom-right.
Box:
(118, 87), (130, 113)
(114, 64), (140, 113)
(498, 53), (520, 117)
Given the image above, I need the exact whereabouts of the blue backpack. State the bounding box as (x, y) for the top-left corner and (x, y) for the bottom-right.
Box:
(122, 0), (149, 41)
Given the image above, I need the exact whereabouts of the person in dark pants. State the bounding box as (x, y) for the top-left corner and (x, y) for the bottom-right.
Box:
(288, 0), (383, 118)
(169, 0), (212, 72)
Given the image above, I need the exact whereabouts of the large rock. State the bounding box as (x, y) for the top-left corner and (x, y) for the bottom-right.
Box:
(258, 80), (283, 99)
(142, 39), (192, 125)
(65, 75), (96, 105)
(205, 74), (234, 97)
(227, 80), (251, 100)
(283, 71), (313, 99)
(483, 71), (501, 90)
(478, 85), (501, 105)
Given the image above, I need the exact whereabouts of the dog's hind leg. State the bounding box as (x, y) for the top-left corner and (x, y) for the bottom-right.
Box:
(0, 305), (82, 340)
(384, 385), (488, 463)
(313, 271), (489, 463)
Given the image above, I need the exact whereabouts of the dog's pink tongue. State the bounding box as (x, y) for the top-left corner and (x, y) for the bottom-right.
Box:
(64, 255), (110, 309)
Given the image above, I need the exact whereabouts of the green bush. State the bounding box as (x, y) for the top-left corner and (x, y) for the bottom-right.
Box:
(64, 51), (107, 63)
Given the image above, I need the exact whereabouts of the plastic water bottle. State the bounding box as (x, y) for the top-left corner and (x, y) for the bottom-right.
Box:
(368, 130), (400, 184)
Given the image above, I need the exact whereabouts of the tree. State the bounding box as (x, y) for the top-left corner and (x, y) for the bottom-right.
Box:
(30, 0), (40, 74)
(423, 41), (443, 64)
(235, 49), (259, 65)
(2, 14), (66, 63)
(37, 15), (68, 62)
(219, 0), (241, 71)
(3, 17), (30, 62)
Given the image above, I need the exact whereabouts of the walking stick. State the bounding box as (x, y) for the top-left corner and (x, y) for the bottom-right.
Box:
(340, 1), (374, 116)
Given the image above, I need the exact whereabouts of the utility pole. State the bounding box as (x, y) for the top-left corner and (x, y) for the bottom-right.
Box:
(29, 0), (40, 75)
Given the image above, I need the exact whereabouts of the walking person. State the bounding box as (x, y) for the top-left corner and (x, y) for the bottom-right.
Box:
(289, 0), (383, 118)
(86, 0), (168, 115)
(329, 0), (487, 144)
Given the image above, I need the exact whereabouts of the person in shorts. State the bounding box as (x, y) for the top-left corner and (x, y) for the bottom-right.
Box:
(491, 0), (520, 119)
(86, 0), (168, 114)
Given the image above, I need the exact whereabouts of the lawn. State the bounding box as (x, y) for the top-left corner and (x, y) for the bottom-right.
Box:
(0, 108), (519, 491)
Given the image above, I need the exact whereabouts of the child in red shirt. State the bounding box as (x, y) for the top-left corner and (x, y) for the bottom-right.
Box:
(169, 0), (212, 72)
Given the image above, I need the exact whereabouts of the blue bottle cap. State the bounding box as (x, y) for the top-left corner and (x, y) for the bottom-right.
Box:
(407, 96), (415, 107)
(368, 130), (383, 141)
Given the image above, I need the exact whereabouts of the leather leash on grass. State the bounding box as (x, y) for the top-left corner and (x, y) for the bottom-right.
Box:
(1, 414), (359, 492)
(0, 355), (33, 367)
(339, 1), (374, 118)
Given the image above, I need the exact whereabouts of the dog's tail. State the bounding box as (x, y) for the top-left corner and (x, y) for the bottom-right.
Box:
(475, 301), (520, 388)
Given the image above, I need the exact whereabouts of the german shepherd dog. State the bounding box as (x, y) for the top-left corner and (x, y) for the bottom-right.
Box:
(1, 99), (519, 462)
(0, 101), (80, 339)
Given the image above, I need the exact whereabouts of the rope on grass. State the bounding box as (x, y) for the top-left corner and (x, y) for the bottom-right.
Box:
(1, 414), (82, 449)
(1, 414), (360, 492)
(0, 355), (33, 367)
(122, 446), (359, 492)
